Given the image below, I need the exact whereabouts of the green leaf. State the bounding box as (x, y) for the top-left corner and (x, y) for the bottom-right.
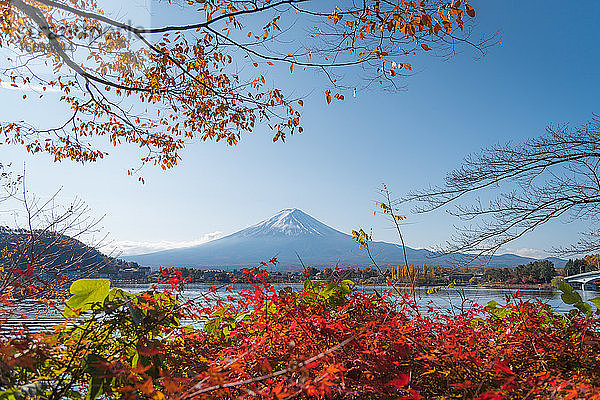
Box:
(561, 291), (582, 305)
(222, 322), (234, 336)
(129, 349), (139, 368)
(107, 287), (134, 302)
(86, 376), (104, 400)
(64, 279), (111, 317)
(0, 387), (22, 400)
(590, 297), (600, 309)
(575, 301), (593, 315)
(340, 280), (354, 294)
(486, 300), (500, 309)
(558, 281), (574, 294)
(319, 283), (336, 299)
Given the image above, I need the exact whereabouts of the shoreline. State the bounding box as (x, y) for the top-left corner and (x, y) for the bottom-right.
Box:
(479, 283), (556, 290)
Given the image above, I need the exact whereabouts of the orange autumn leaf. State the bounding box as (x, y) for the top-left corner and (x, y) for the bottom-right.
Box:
(466, 4), (476, 17)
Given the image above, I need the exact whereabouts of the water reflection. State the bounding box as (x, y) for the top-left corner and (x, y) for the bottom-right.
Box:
(118, 282), (598, 314)
(2, 283), (598, 332)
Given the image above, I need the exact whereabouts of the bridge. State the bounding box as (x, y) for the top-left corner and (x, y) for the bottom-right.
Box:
(563, 270), (600, 290)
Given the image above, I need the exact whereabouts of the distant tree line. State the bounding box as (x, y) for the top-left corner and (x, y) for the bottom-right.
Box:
(564, 254), (600, 277)
(484, 260), (556, 284)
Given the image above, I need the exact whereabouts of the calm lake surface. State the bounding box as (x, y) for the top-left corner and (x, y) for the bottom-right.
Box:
(117, 282), (600, 314)
(3, 283), (599, 332)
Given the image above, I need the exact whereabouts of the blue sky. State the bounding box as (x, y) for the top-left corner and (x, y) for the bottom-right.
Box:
(1, 1), (599, 258)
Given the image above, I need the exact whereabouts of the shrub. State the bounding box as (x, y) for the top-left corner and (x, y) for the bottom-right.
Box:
(1, 269), (600, 399)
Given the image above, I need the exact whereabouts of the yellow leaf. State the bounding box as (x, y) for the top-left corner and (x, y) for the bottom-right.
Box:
(152, 391), (165, 400)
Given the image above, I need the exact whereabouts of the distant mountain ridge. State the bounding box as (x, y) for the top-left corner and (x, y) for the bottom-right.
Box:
(126, 209), (567, 270)
(0, 226), (147, 279)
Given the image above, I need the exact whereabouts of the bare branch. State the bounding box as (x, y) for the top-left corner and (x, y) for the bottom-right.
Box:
(401, 115), (600, 259)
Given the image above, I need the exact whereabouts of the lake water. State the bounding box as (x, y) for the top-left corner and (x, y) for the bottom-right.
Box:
(2, 283), (599, 332)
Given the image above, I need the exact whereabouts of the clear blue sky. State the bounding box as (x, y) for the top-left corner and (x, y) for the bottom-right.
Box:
(1, 1), (599, 258)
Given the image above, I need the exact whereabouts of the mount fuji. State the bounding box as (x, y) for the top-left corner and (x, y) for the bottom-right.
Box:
(127, 209), (565, 269)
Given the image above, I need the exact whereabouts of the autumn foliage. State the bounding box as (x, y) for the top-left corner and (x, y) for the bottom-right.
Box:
(1, 265), (600, 399)
(0, 0), (487, 173)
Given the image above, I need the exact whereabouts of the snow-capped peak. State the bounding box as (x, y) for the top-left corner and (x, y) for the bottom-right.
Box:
(237, 208), (342, 237)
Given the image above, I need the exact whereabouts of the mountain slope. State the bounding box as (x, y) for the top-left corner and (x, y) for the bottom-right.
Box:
(0, 227), (148, 279)
(127, 209), (567, 269)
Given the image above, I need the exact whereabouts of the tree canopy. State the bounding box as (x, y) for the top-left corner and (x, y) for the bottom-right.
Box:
(0, 0), (487, 175)
(564, 255), (600, 277)
(484, 260), (556, 284)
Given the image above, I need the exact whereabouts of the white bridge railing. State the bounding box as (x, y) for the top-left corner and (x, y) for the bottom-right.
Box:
(564, 270), (600, 289)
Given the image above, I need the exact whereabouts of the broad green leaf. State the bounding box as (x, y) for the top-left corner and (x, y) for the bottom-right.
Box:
(558, 281), (574, 294)
(64, 279), (111, 317)
(561, 291), (582, 305)
(487, 300), (500, 309)
(132, 351), (140, 368)
(107, 288), (135, 302)
(222, 322), (234, 336)
(86, 376), (104, 400)
(319, 283), (336, 299)
(340, 280), (354, 294)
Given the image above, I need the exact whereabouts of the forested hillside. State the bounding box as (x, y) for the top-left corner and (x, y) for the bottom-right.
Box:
(0, 227), (148, 281)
